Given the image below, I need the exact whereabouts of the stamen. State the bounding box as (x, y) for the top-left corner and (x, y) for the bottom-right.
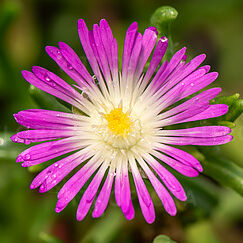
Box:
(104, 108), (133, 137)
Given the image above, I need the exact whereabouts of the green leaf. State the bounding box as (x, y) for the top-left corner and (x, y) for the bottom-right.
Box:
(0, 132), (24, 160)
(29, 85), (70, 111)
(199, 147), (243, 197)
(223, 99), (243, 122)
(211, 93), (240, 106)
(72, 106), (86, 116)
(28, 164), (45, 173)
(39, 232), (63, 243)
(178, 175), (219, 213)
(80, 208), (125, 243)
(211, 93), (243, 123)
(155, 154), (219, 213)
(153, 235), (177, 243)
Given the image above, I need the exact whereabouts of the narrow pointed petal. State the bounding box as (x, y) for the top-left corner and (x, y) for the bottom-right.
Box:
(30, 149), (92, 192)
(155, 144), (203, 172)
(129, 155), (155, 223)
(76, 162), (108, 221)
(56, 155), (103, 213)
(92, 169), (115, 218)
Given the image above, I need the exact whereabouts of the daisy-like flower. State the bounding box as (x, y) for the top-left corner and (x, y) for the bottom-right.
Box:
(12, 19), (232, 223)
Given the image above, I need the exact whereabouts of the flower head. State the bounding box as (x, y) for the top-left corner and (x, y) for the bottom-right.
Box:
(12, 19), (232, 223)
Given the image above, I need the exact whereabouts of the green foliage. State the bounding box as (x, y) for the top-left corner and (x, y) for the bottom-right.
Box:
(80, 209), (125, 243)
(199, 147), (243, 197)
(29, 85), (69, 111)
(153, 235), (177, 243)
(39, 232), (64, 243)
(150, 6), (178, 37)
(150, 6), (178, 60)
(1, 1), (243, 242)
(0, 132), (24, 160)
(211, 93), (243, 123)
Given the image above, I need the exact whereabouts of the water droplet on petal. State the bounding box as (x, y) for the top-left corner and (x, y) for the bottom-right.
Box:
(24, 139), (31, 145)
(57, 52), (62, 60)
(24, 154), (31, 160)
(67, 63), (73, 70)
(50, 82), (56, 87)
(161, 37), (168, 42)
(44, 74), (51, 82)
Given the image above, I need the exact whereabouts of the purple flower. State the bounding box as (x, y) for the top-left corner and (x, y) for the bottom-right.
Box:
(12, 19), (232, 223)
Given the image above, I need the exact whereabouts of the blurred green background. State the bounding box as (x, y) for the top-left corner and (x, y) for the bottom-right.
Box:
(0, 0), (243, 242)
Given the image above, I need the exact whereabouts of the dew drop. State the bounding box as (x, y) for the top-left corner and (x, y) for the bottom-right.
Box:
(50, 82), (56, 87)
(67, 63), (73, 70)
(47, 169), (52, 175)
(44, 74), (51, 82)
(111, 172), (116, 176)
(24, 139), (31, 145)
(82, 92), (89, 99)
(24, 154), (31, 160)
(190, 83), (194, 87)
(54, 163), (59, 167)
(161, 37), (168, 42)
(40, 183), (46, 192)
(57, 53), (62, 60)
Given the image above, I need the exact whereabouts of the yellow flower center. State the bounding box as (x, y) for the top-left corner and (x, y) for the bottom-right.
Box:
(104, 108), (132, 137)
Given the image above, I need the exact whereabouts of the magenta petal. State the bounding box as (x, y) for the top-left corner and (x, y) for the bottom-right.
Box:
(76, 162), (108, 221)
(141, 154), (187, 201)
(22, 70), (85, 111)
(155, 144), (203, 172)
(13, 109), (89, 130)
(92, 170), (114, 218)
(141, 37), (168, 88)
(77, 19), (100, 77)
(56, 156), (102, 213)
(11, 129), (76, 144)
(150, 47), (187, 91)
(16, 138), (84, 166)
(159, 135), (233, 146)
(134, 27), (158, 81)
(30, 150), (91, 193)
(158, 126), (231, 138)
(120, 162), (133, 214)
(152, 150), (199, 177)
(129, 156), (155, 223)
(158, 87), (222, 121)
(136, 155), (178, 214)
(123, 201), (135, 221)
(122, 22), (138, 79)
(181, 104), (229, 123)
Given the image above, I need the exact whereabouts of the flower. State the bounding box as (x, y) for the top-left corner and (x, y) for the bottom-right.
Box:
(12, 19), (232, 223)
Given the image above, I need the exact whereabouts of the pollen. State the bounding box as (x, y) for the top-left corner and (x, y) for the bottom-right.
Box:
(104, 108), (132, 137)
